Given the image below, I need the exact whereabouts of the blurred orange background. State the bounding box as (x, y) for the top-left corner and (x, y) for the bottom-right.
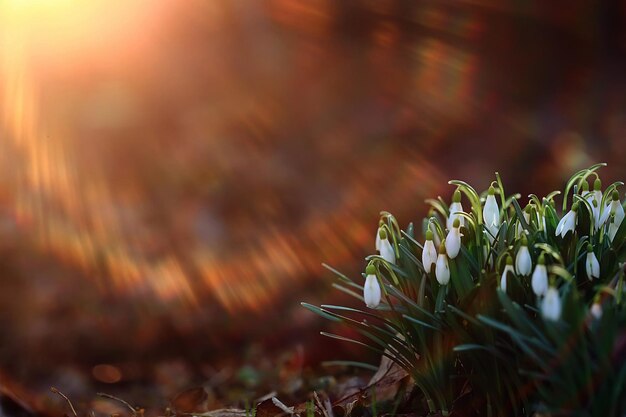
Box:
(0, 0), (625, 409)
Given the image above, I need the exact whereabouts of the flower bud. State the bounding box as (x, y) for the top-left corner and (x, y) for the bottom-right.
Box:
(363, 265), (381, 309)
(447, 190), (465, 230)
(585, 243), (600, 280)
(483, 186), (500, 241)
(378, 229), (395, 264)
(422, 230), (438, 273)
(445, 218), (463, 259)
(541, 286), (562, 321)
(515, 235), (532, 276)
(500, 255), (514, 292)
(531, 253), (548, 296)
(435, 242), (450, 285)
(590, 301), (602, 320)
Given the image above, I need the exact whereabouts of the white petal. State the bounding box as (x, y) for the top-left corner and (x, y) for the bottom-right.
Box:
(590, 303), (602, 319)
(483, 195), (500, 229)
(556, 210), (576, 237)
(379, 238), (395, 264)
(435, 254), (450, 285)
(445, 229), (462, 259)
(515, 246), (532, 276)
(447, 202), (465, 230)
(541, 288), (562, 321)
(422, 240), (437, 273)
(531, 264), (548, 296)
(375, 230), (381, 251)
(364, 274), (381, 308)
(586, 252), (600, 280)
(500, 265), (514, 292)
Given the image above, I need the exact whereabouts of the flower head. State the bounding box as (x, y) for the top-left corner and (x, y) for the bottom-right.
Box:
(531, 253), (548, 296)
(555, 202), (578, 237)
(422, 229), (438, 273)
(515, 234), (532, 276)
(363, 264), (381, 309)
(445, 218), (463, 259)
(378, 228), (396, 265)
(447, 189), (465, 230)
(435, 242), (450, 285)
(483, 186), (500, 242)
(500, 255), (514, 292)
(590, 300), (602, 320)
(542, 286), (562, 321)
(603, 191), (625, 241)
(586, 178), (603, 229)
(585, 243), (600, 280)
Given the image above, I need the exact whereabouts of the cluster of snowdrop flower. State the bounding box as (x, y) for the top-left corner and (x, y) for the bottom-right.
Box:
(363, 167), (625, 323)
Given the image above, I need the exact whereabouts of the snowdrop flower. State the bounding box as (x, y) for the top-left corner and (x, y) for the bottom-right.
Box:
(447, 189), (465, 230)
(541, 286), (562, 321)
(590, 300), (602, 320)
(515, 234), (532, 276)
(483, 186), (500, 242)
(603, 191), (625, 241)
(555, 202), (578, 237)
(378, 229), (395, 264)
(585, 243), (600, 280)
(500, 255), (514, 293)
(422, 229), (438, 273)
(531, 253), (548, 296)
(435, 242), (450, 285)
(586, 179), (603, 229)
(363, 264), (381, 309)
(445, 218), (463, 259)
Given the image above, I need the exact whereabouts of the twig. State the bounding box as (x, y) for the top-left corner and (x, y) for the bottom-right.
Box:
(271, 397), (294, 415)
(313, 392), (333, 417)
(50, 387), (78, 417)
(97, 393), (137, 415)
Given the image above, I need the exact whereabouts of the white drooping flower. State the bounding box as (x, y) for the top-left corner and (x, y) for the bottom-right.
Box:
(363, 264), (381, 309)
(515, 234), (532, 276)
(378, 228), (395, 264)
(422, 229), (438, 273)
(500, 255), (514, 293)
(585, 243), (600, 280)
(435, 243), (450, 285)
(447, 189), (465, 230)
(586, 178), (603, 229)
(531, 253), (548, 296)
(555, 203), (578, 237)
(445, 218), (463, 259)
(603, 191), (625, 241)
(541, 286), (562, 321)
(590, 301), (602, 320)
(483, 186), (500, 242)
